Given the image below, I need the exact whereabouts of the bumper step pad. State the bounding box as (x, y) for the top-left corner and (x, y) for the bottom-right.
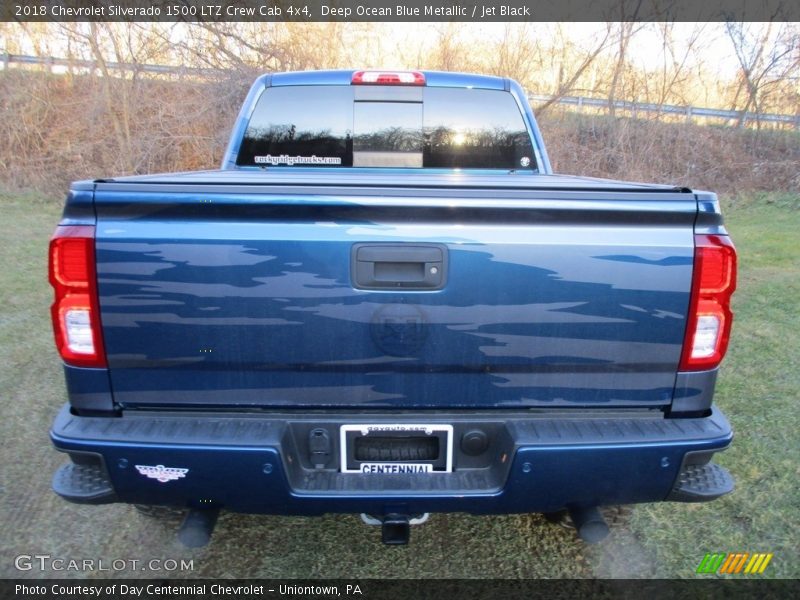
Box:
(668, 462), (734, 502)
(52, 462), (117, 505)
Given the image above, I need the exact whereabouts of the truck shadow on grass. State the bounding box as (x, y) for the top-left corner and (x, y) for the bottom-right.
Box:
(122, 506), (650, 578)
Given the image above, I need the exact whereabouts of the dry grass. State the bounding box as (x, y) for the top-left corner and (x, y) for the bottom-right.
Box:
(1, 69), (798, 196)
(540, 112), (800, 193)
(0, 70), (247, 193)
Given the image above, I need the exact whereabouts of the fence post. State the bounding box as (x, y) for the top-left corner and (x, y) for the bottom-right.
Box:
(2, 52), (9, 71)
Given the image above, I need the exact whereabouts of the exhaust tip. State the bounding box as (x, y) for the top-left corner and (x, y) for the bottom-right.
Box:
(568, 506), (610, 544)
(177, 508), (220, 548)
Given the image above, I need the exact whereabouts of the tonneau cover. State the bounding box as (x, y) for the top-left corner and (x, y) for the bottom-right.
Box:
(94, 170), (688, 193)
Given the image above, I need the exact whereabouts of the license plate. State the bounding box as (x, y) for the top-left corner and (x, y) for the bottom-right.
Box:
(340, 424), (453, 474)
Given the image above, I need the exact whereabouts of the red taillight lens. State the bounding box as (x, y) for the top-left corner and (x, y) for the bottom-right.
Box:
(679, 234), (737, 371)
(352, 70), (426, 86)
(48, 225), (106, 368)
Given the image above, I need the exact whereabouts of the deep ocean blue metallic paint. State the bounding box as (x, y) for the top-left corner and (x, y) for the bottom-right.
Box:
(50, 441), (698, 514)
(51, 406), (732, 515)
(50, 70), (735, 519)
(90, 185), (696, 409)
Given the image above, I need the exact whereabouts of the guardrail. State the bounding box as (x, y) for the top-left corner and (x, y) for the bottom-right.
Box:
(528, 94), (800, 127)
(1, 52), (221, 77)
(3, 53), (798, 128)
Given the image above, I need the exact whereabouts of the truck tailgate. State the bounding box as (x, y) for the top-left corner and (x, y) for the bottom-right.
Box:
(93, 176), (696, 409)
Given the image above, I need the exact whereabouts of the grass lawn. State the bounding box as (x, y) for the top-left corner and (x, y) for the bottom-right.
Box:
(0, 189), (796, 578)
(628, 193), (800, 578)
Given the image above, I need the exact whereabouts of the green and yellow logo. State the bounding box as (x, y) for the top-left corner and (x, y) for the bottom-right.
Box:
(696, 552), (773, 574)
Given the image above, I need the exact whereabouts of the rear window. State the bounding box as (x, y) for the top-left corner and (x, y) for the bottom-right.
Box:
(236, 85), (536, 171)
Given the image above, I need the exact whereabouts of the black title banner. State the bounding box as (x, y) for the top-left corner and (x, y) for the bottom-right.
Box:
(4, 579), (800, 600)
(4, 0), (800, 22)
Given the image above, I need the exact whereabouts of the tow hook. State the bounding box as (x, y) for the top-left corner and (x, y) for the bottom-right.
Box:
(360, 513), (430, 545)
(177, 507), (220, 548)
(568, 506), (610, 543)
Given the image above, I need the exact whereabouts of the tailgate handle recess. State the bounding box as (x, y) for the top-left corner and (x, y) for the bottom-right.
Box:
(352, 244), (447, 290)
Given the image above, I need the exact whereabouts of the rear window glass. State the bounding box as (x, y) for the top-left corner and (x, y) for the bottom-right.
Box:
(353, 102), (424, 168)
(236, 85), (536, 170)
(236, 86), (353, 167)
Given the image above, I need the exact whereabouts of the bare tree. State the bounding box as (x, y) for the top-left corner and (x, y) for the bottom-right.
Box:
(725, 22), (800, 128)
(535, 24), (614, 114)
(652, 22), (707, 108)
(606, 0), (647, 117)
(489, 24), (542, 89)
(426, 24), (475, 72)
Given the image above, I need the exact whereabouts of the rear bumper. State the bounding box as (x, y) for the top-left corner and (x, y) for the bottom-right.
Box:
(50, 405), (733, 515)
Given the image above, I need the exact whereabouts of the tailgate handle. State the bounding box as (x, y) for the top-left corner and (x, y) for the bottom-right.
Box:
(352, 244), (447, 290)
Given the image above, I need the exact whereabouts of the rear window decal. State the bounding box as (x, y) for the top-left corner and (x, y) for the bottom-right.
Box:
(254, 154), (342, 166)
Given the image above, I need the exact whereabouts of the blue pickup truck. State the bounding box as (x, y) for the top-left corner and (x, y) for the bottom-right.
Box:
(48, 70), (737, 546)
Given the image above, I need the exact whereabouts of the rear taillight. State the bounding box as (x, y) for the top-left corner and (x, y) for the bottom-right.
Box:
(48, 225), (106, 368)
(351, 70), (426, 86)
(679, 234), (737, 371)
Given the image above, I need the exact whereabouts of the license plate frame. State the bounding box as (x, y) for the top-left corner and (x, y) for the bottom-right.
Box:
(339, 424), (453, 474)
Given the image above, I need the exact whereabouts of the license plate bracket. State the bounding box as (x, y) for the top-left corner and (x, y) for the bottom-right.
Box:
(340, 424), (453, 474)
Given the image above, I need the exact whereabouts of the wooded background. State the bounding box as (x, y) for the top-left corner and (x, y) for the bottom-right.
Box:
(1, 22), (798, 194)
